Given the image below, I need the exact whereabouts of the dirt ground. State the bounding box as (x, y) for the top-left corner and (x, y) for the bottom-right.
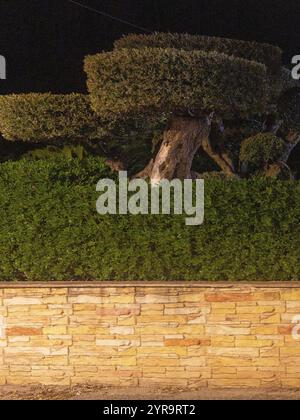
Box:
(0, 385), (300, 400)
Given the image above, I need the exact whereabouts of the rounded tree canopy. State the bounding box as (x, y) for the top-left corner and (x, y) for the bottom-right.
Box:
(0, 93), (106, 142)
(114, 33), (282, 73)
(85, 47), (269, 121)
(268, 67), (300, 105)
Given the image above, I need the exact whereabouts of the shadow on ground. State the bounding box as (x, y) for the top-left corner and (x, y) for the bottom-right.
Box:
(0, 385), (300, 400)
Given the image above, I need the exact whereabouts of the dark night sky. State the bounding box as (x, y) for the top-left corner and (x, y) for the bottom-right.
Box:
(0, 0), (299, 94)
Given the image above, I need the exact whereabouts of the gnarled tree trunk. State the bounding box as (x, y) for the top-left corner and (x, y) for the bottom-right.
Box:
(135, 114), (213, 184)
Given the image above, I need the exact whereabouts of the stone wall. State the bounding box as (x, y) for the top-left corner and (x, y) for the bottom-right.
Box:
(0, 282), (300, 388)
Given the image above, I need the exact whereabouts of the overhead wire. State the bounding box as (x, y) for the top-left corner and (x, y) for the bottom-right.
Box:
(67, 0), (152, 33)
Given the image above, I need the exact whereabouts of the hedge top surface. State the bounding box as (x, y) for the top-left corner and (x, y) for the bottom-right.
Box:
(114, 33), (282, 72)
(0, 157), (300, 281)
(85, 47), (268, 120)
(0, 93), (106, 143)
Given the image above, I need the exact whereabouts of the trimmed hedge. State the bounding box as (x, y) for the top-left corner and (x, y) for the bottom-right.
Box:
(0, 93), (106, 142)
(114, 33), (282, 72)
(85, 48), (268, 120)
(0, 157), (300, 281)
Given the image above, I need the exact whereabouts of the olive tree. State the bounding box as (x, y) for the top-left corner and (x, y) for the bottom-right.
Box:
(85, 33), (300, 181)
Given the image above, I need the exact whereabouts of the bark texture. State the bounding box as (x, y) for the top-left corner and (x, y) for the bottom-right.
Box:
(136, 115), (212, 184)
(202, 136), (236, 176)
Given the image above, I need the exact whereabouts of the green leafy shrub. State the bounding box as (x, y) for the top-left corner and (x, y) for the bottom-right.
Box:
(0, 93), (106, 142)
(0, 159), (299, 281)
(198, 171), (239, 180)
(114, 33), (282, 72)
(85, 48), (268, 120)
(278, 88), (300, 131)
(21, 145), (89, 161)
(240, 133), (286, 168)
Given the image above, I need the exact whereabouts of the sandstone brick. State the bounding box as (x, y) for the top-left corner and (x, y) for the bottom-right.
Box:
(97, 307), (138, 316)
(211, 336), (235, 347)
(41, 296), (67, 304)
(138, 346), (186, 356)
(5, 346), (51, 355)
(163, 307), (194, 315)
(4, 297), (41, 306)
(208, 357), (252, 367)
(212, 367), (236, 375)
(211, 302), (236, 309)
(235, 338), (273, 348)
(252, 291), (281, 301)
(206, 326), (250, 336)
(111, 356), (137, 366)
(179, 357), (206, 367)
(69, 356), (112, 366)
(236, 306), (279, 314)
(206, 293), (252, 303)
(6, 327), (42, 337)
(73, 304), (96, 314)
(137, 357), (179, 367)
(164, 339), (208, 347)
(68, 326), (96, 335)
(252, 358), (280, 367)
(136, 294), (178, 304)
(109, 295), (135, 304)
(177, 293), (205, 303)
(117, 317), (136, 326)
(278, 325), (293, 335)
(8, 337), (30, 343)
(110, 326), (135, 335)
(252, 326), (278, 335)
(69, 295), (103, 304)
(187, 316), (206, 324)
(140, 304), (164, 313)
(208, 347), (259, 357)
(43, 326), (67, 335)
(260, 313), (281, 324)
(280, 347), (300, 357)
(213, 308), (236, 314)
(281, 290), (300, 301)
(260, 348), (279, 358)
(96, 339), (138, 347)
(286, 301), (300, 310)
(281, 379), (300, 387)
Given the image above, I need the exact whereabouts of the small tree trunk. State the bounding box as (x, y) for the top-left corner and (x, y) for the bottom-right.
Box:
(146, 115), (212, 184)
(202, 136), (236, 176)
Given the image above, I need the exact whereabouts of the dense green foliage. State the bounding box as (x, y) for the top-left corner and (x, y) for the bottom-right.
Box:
(240, 133), (286, 169)
(85, 48), (268, 120)
(114, 33), (282, 72)
(0, 158), (299, 281)
(0, 93), (106, 142)
(269, 67), (300, 103)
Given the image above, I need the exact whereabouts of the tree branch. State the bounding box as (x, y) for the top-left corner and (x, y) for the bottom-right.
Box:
(202, 135), (236, 176)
